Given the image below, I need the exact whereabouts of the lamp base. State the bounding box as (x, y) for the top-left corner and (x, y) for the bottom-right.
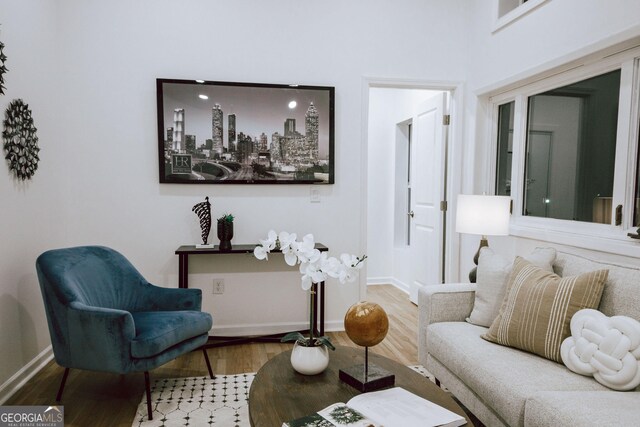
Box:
(339, 363), (395, 392)
(469, 237), (489, 283)
(469, 266), (478, 283)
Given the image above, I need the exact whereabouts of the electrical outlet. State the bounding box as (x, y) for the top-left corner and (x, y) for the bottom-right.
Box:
(213, 278), (225, 294)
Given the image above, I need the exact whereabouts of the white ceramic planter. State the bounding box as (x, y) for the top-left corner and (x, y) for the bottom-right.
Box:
(290, 341), (330, 375)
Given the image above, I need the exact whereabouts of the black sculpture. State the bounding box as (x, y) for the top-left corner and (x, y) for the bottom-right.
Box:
(192, 196), (212, 246)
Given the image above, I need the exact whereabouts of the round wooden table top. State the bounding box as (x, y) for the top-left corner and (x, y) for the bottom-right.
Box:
(248, 345), (470, 427)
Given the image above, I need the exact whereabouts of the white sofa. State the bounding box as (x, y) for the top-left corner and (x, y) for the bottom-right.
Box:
(418, 251), (640, 427)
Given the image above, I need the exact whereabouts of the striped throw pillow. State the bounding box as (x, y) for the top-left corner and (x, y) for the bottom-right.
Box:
(482, 257), (608, 363)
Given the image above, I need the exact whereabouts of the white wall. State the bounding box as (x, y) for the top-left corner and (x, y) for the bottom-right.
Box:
(0, 0), (67, 399)
(366, 88), (440, 287)
(0, 0), (470, 392)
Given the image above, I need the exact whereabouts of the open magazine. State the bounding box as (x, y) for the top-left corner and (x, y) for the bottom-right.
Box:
(282, 387), (467, 427)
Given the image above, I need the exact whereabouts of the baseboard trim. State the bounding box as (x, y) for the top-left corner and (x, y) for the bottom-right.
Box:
(367, 278), (410, 294)
(392, 279), (410, 295)
(367, 277), (410, 296)
(367, 276), (394, 286)
(0, 345), (54, 405)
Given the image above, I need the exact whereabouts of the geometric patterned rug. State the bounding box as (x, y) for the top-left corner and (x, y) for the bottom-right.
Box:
(132, 366), (432, 427)
(131, 374), (254, 427)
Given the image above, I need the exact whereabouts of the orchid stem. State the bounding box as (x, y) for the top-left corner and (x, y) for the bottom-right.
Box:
(309, 284), (316, 345)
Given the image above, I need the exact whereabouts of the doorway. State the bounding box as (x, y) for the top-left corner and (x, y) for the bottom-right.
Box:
(364, 82), (456, 304)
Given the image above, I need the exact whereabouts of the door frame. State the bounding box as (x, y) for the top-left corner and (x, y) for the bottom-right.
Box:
(360, 77), (465, 299)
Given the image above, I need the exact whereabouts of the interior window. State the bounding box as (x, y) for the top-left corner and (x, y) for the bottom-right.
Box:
(496, 101), (515, 196)
(523, 70), (621, 223)
(498, 0), (527, 17)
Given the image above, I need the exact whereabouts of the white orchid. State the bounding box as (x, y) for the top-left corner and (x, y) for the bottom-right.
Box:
(295, 234), (319, 264)
(337, 253), (367, 283)
(278, 232), (299, 266)
(299, 261), (325, 291)
(340, 253), (364, 269)
(253, 230), (278, 260)
(253, 231), (367, 289)
(254, 231), (367, 350)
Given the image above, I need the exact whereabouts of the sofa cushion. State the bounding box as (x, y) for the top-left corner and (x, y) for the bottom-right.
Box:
(427, 322), (608, 427)
(554, 252), (640, 320)
(467, 247), (556, 327)
(524, 391), (640, 427)
(483, 257), (607, 362)
(131, 311), (212, 358)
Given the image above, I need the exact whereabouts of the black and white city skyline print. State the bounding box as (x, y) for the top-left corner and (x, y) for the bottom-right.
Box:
(157, 79), (334, 184)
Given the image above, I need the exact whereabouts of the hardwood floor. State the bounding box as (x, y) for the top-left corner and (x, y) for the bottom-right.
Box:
(6, 284), (417, 426)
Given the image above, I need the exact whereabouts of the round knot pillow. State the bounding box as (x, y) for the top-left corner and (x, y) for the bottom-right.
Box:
(560, 309), (640, 391)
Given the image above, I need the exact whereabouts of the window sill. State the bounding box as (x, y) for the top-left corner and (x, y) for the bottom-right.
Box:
(510, 221), (640, 258)
(492, 0), (549, 34)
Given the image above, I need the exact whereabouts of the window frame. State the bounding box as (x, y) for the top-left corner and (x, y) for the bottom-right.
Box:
(492, 0), (550, 33)
(486, 47), (640, 256)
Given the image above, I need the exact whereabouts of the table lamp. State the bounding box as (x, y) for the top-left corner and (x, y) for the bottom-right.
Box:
(456, 194), (511, 282)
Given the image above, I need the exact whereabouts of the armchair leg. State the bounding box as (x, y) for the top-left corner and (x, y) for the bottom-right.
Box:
(144, 371), (153, 421)
(202, 348), (214, 379)
(56, 368), (70, 402)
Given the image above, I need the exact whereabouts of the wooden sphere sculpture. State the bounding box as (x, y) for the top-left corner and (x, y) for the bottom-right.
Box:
(344, 301), (389, 347)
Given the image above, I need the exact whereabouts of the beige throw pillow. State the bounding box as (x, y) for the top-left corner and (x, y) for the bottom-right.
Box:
(466, 247), (556, 327)
(483, 257), (608, 363)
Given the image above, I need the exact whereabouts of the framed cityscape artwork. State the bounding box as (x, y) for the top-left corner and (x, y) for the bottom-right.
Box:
(156, 78), (335, 184)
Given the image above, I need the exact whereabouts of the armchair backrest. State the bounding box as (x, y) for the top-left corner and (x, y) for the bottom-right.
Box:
(36, 246), (150, 310)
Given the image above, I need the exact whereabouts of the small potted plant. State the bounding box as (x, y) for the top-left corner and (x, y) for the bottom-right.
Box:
(217, 214), (234, 252)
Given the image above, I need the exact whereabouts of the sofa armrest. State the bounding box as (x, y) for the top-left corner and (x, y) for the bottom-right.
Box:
(418, 283), (476, 365)
(418, 283), (476, 324)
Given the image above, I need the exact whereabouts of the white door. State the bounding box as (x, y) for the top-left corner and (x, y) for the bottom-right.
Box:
(409, 93), (447, 304)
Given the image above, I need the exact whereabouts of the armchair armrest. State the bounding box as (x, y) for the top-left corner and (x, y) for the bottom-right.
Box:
(67, 301), (136, 373)
(418, 283), (476, 366)
(142, 283), (203, 311)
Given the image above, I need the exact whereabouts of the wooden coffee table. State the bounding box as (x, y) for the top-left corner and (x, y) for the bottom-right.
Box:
(248, 345), (470, 426)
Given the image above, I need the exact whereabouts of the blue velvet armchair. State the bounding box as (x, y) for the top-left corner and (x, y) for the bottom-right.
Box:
(36, 246), (214, 420)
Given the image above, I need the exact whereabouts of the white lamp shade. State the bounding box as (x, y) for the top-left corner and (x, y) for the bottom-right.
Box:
(456, 194), (511, 236)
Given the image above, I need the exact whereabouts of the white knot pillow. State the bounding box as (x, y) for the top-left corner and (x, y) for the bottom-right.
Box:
(560, 309), (640, 391)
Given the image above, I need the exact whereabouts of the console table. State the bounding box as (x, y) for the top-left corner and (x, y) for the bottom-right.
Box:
(175, 243), (329, 346)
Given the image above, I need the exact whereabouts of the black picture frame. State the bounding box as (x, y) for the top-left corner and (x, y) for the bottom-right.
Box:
(157, 78), (335, 184)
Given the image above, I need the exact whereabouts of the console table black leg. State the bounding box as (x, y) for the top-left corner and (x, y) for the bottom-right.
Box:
(178, 254), (189, 288)
(320, 281), (325, 336)
(312, 283), (319, 336)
